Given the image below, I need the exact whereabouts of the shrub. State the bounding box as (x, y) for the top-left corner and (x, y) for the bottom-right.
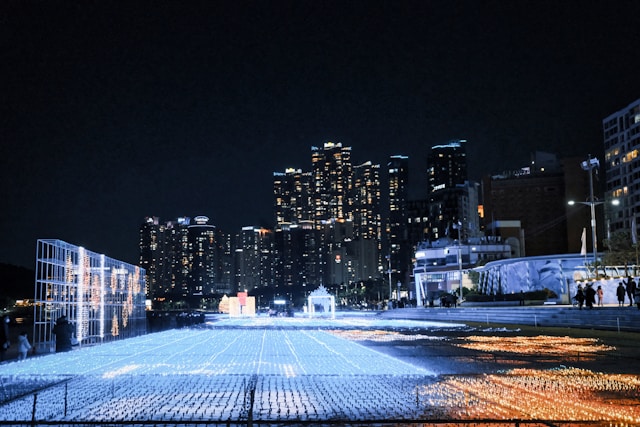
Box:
(464, 289), (552, 302)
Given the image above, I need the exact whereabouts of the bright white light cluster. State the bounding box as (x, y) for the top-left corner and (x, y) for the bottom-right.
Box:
(1, 316), (637, 425)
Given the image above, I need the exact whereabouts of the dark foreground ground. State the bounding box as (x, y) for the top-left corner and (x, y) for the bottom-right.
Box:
(343, 321), (640, 376)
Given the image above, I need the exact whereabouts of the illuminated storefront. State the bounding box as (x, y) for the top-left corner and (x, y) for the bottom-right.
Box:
(33, 239), (147, 352)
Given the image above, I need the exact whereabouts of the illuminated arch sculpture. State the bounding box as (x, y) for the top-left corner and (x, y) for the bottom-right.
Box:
(307, 285), (335, 319)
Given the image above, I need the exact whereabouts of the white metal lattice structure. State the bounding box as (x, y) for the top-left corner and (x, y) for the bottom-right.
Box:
(33, 239), (147, 352)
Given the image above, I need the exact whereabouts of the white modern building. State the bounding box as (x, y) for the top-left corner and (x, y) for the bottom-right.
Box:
(413, 238), (512, 306)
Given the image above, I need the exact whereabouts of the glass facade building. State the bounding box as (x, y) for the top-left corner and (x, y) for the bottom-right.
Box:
(33, 239), (147, 352)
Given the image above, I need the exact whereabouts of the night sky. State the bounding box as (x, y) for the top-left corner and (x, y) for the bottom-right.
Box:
(2, 0), (640, 269)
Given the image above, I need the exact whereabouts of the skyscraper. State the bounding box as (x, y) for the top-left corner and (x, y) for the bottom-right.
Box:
(427, 139), (469, 240)
(387, 155), (410, 284)
(235, 226), (274, 292)
(139, 216), (164, 297)
(603, 98), (640, 237)
(311, 142), (353, 224)
(164, 217), (191, 297)
(427, 139), (468, 194)
(273, 168), (312, 226)
(271, 142), (384, 290)
(273, 222), (322, 288)
(188, 216), (217, 296)
(353, 161), (382, 241)
(140, 216), (232, 303)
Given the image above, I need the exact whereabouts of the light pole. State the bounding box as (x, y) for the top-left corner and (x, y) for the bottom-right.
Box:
(386, 253), (393, 304)
(458, 245), (463, 302)
(452, 220), (464, 302)
(568, 155), (607, 272)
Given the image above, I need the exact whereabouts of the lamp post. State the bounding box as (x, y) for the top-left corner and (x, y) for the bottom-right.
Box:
(386, 253), (393, 304)
(568, 155), (603, 271)
(453, 220), (464, 302)
(457, 245), (463, 302)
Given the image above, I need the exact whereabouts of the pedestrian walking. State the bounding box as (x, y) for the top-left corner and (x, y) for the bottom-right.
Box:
(626, 277), (637, 306)
(17, 332), (32, 360)
(616, 282), (626, 307)
(596, 285), (604, 307)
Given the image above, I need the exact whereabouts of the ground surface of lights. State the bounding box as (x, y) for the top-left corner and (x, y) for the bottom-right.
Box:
(0, 314), (638, 425)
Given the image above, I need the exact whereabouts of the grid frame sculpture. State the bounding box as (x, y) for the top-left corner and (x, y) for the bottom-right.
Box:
(33, 239), (147, 352)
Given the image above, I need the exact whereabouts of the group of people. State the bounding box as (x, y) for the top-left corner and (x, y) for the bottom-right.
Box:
(574, 284), (600, 309)
(575, 276), (640, 309)
(0, 314), (76, 362)
(616, 277), (640, 308)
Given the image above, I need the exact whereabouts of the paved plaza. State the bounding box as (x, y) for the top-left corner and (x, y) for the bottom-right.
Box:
(1, 314), (639, 425)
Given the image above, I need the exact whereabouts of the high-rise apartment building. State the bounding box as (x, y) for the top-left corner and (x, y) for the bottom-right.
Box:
(140, 216), (231, 302)
(273, 168), (313, 226)
(235, 226), (274, 292)
(139, 216), (165, 297)
(353, 161), (382, 241)
(603, 98), (640, 236)
(311, 142), (353, 224)
(188, 216), (217, 296)
(387, 155), (410, 284)
(139, 216), (189, 299)
(272, 142), (383, 289)
(273, 222), (322, 287)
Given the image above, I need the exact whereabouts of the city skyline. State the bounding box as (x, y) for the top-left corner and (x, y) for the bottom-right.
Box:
(3, 1), (640, 269)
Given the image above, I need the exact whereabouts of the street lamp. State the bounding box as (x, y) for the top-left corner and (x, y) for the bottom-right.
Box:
(457, 245), (463, 302)
(567, 155), (607, 269)
(385, 253), (393, 305)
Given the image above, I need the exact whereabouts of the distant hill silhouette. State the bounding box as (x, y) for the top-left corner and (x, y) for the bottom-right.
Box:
(0, 263), (35, 308)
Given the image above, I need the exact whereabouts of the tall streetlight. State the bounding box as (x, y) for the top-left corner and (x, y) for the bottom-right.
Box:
(385, 253), (393, 305)
(457, 245), (463, 302)
(568, 155), (601, 269)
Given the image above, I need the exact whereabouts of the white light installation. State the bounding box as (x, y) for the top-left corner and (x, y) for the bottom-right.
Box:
(33, 239), (147, 353)
(100, 254), (105, 338)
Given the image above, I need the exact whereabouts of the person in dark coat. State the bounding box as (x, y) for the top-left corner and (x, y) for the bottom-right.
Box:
(1, 315), (10, 361)
(626, 277), (637, 307)
(585, 284), (596, 309)
(575, 285), (585, 310)
(52, 315), (74, 352)
(616, 282), (627, 307)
